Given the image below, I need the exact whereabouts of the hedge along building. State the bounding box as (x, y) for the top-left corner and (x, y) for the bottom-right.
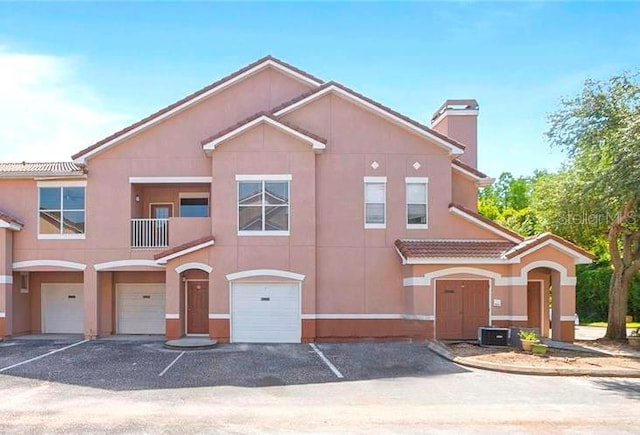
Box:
(0, 56), (593, 343)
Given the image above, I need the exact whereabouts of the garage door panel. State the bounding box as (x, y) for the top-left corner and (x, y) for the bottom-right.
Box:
(231, 283), (300, 343)
(42, 283), (84, 334)
(117, 284), (165, 334)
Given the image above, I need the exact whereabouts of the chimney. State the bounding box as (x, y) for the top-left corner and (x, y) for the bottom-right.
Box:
(430, 99), (479, 168)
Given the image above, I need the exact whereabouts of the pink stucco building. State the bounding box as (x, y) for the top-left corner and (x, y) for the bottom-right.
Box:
(0, 56), (592, 343)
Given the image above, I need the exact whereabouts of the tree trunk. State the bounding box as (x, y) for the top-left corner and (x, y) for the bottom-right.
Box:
(605, 268), (630, 339)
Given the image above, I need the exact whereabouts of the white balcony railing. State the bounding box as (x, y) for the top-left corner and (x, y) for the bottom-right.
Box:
(131, 218), (169, 248)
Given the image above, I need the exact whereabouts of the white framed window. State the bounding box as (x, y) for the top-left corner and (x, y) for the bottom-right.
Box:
(179, 192), (210, 217)
(237, 175), (291, 236)
(37, 180), (86, 239)
(406, 177), (428, 229)
(364, 176), (387, 229)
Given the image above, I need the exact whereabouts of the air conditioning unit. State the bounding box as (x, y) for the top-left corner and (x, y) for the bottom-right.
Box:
(478, 327), (510, 346)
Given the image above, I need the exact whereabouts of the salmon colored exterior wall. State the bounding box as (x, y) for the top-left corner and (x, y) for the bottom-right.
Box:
(0, 60), (587, 342)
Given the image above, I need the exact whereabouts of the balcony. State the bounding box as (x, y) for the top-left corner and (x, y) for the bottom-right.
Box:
(131, 218), (169, 248)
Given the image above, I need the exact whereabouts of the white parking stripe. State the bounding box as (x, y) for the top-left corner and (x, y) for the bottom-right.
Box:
(309, 343), (344, 379)
(0, 339), (89, 373)
(159, 351), (185, 377)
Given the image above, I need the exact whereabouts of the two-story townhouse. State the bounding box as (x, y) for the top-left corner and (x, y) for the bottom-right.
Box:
(0, 56), (593, 344)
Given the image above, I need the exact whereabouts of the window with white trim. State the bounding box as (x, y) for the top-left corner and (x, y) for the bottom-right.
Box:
(364, 177), (386, 228)
(406, 177), (428, 228)
(38, 185), (86, 237)
(237, 176), (290, 235)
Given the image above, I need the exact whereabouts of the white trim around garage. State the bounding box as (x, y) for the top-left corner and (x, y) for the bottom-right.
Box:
(94, 259), (165, 271)
(13, 260), (87, 271)
(175, 262), (213, 274)
(0, 275), (13, 284)
(300, 313), (434, 321)
(226, 269), (306, 282)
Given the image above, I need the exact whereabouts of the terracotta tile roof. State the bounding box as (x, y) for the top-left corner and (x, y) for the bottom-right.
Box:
(200, 111), (327, 146)
(395, 239), (515, 259)
(449, 203), (525, 242)
(503, 232), (595, 260)
(0, 209), (23, 227)
(452, 159), (490, 179)
(272, 81), (467, 152)
(72, 56), (324, 161)
(154, 235), (215, 262)
(0, 162), (85, 178)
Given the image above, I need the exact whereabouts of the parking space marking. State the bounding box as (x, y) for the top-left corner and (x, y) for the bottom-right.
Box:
(158, 351), (185, 377)
(0, 339), (89, 373)
(309, 343), (344, 379)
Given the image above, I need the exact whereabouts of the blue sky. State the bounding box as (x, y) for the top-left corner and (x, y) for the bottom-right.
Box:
(0, 2), (638, 177)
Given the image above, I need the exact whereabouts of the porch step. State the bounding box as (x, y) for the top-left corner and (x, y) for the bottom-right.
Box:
(164, 337), (218, 350)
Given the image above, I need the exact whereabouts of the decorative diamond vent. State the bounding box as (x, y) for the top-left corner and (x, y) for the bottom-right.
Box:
(371, 161), (380, 170)
(413, 161), (421, 170)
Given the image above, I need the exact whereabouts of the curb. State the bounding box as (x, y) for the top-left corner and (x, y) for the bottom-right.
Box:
(426, 341), (640, 378)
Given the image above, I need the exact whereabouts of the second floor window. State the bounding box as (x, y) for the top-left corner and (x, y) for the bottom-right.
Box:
(39, 184), (86, 238)
(237, 176), (290, 235)
(364, 177), (387, 229)
(179, 194), (209, 217)
(406, 177), (428, 228)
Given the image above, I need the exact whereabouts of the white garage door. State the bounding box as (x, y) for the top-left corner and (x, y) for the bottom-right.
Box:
(231, 283), (300, 343)
(42, 283), (84, 334)
(117, 284), (166, 334)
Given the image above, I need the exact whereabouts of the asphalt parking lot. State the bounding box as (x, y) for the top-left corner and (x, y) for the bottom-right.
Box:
(0, 336), (464, 390)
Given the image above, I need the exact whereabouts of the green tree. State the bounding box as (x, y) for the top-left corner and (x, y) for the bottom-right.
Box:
(545, 71), (640, 339)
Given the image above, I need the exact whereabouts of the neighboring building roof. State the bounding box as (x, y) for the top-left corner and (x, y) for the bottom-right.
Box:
(71, 56), (324, 163)
(154, 235), (215, 264)
(503, 232), (594, 263)
(201, 112), (326, 153)
(273, 81), (467, 155)
(449, 203), (524, 243)
(451, 159), (493, 186)
(0, 209), (23, 230)
(395, 239), (515, 259)
(0, 162), (85, 178)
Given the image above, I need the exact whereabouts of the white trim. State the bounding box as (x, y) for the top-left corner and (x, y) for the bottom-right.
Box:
(418, 267), (511, 286)
(309, 343), (344, 378)
(509, 238), (593, 264)
(363, 176), (387, 183)
(405, 177), (429, 183)
(235, 174), (292, 181)
(0, 275), (13, 284)
(452, 163), (493, 186)
(519, 260), (577, 286)
(12, 260), (87, 271)
(74, 58), (322, 163)
(94, 260), (165, 271)
(0, 220), (22, 231)
(431, 109), (479, 129)
(208, 313), (230, 319)
(237, 230), (290, 237)
(492, 315), (528, 321)
(364, 224), (386, 230)
(395, 246), (408, 265)
(178, 192), (210, 199)
(405, 257), (515, 265)
(36, 180), (87, 187)
(304, 313), (435, 321)
(560, 315), (576, 322)
(226, 269), (305, 282)
(165, 314), (180, 319)
(37, 234), (86, 240)
(129, 177), (212, 184)
(155, 239), (215, 264)
(274, 85), (464, 156)
(203, 116), (325, 153)
(176, 262), (213, 274)
(0, 312), (5, 318)
(449, 206), (522, 243)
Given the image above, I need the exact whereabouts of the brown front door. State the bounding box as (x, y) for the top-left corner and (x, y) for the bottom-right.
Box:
(187, 281), (209, 334)
(527, 281), (542, 329)
(436, 280), (489, 340)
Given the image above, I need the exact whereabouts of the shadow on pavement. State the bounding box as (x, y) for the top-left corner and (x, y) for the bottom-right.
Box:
(593, 379), (640, 400)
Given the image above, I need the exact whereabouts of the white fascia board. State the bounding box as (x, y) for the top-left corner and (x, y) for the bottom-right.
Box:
(449, 206), (522, 243)
(452, 164), (494, 186)
(405, 257), (517, 265)
(74, 60), (322, 164)
(0, 220), (22, 231)
(509, 239), (593, 264)
(394, 246), (408, 265)
(129, 177), (212, 184)
(36, 180), (87, 187)
(274, 85), (464, 156)
(431, 109), (479, 129)
(203, 116), (325, 153)
(155, 240), (215, 264)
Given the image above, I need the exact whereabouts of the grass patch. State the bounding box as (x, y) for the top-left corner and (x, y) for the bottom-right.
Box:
(585, 322), (640, 328)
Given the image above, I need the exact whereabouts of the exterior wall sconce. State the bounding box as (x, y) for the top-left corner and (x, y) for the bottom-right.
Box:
(135, 194), (141, 203)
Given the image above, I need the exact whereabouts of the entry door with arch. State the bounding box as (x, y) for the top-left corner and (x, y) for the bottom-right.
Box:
(527, 281), (543, 330)
(186, 281), (209, 334)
